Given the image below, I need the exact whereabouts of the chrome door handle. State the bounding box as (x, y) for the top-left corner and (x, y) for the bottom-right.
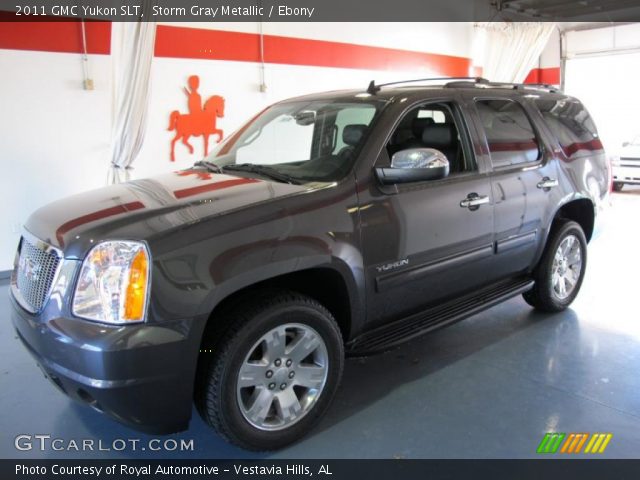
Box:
(537, 177), (558, 189)
(460, 193), (490, 210)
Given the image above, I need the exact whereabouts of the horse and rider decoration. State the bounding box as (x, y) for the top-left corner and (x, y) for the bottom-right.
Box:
(168, 75), (225, 162)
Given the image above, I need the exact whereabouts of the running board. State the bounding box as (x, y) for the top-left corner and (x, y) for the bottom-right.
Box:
(346, 277), (534, 356)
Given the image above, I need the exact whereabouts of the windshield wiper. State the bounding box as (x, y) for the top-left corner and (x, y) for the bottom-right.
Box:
(222, 164), (300, 184)
(193, 160), (223, 173)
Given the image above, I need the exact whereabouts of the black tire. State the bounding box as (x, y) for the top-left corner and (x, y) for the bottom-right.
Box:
(195, 291), (344, 451)
(523, 219), (587, 313)
(612, 182), (624, 192)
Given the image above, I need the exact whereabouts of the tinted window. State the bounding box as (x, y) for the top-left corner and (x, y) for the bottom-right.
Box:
(535, 99), (602, 158)
(476, 99), (540, 168)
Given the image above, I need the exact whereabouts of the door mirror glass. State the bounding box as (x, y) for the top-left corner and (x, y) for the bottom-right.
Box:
(376, 148), (450, 185)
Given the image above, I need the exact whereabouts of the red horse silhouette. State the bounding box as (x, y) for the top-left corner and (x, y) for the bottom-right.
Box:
(168, 95), (225, 162)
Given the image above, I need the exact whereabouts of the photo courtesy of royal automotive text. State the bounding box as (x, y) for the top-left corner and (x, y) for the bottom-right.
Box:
(1, 1), (640, 479)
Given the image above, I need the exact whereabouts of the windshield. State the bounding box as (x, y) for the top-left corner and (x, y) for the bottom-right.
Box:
(205, 98), (386, 183)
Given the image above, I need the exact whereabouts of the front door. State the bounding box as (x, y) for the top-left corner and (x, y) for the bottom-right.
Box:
(358, 98), (496, 327)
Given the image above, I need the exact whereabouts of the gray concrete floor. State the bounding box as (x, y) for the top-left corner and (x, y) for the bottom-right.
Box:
(2, 188), (640, 459)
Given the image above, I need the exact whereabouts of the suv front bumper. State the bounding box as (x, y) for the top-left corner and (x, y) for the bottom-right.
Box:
(10, 293), (197, 434)
(613, 164), (640, 185)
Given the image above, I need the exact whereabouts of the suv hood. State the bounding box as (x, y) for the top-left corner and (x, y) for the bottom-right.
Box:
(24, 170), (310, 259)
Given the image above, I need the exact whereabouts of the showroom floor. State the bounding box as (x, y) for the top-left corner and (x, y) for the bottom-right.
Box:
(1, 188), (639, 459)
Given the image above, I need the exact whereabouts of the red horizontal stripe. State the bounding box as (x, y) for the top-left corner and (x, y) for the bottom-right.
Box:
(0, 13), (111, 54)
(174, 178), (259, 199)
(55, 201), (145, 246)
(155, 25), (472, 74)
(524, 67), (560, 85)
(562, 138), (604, 157)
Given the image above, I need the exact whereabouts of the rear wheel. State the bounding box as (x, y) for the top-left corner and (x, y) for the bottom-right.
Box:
(196, 291), (344, 450)
(523, 220), (587, 312)
(612, 182), (624, 192)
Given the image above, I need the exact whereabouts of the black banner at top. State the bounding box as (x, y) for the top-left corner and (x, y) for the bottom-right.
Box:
(1, 0), (640, 22)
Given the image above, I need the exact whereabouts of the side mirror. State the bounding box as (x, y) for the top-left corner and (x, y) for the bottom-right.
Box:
(376, 148), (449, 185)
(622, 141), (630, 147)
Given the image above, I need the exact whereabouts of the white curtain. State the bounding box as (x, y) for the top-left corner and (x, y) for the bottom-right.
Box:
(474, 22), (556, 83)
(108, 13), (156, 183)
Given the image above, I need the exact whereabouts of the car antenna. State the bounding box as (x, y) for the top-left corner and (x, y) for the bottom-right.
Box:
(367, 80), (381, 95)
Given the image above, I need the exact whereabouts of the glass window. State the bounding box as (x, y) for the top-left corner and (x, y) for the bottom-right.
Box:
(208, 99), (384, 183)
(535, 99), (603, 158)
(476, 99), (540, 168)
(236, 112), (314, 165)
(386, 102), (476, 174)
(333, 107), (376, 153)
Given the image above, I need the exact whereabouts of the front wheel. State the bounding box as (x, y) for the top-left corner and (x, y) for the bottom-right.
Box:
(523, 220), (587, 312)
(196, 292), (344, 450)
(613, 182), (624, 192)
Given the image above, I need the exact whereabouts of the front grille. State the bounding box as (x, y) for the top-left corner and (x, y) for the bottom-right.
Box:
(14, 235), (61, 312)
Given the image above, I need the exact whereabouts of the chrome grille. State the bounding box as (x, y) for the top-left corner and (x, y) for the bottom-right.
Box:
(14, 234), (61, 312)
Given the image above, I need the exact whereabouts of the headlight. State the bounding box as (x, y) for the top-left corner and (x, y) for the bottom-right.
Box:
(72, 241), (150, 324)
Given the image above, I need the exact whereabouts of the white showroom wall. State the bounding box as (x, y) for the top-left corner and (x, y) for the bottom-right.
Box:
(0, 21), (475, 270)
(563, 24), (640, 154)
(0, 49), (112, 270)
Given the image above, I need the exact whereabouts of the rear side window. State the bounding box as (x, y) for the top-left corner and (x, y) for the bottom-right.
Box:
(534, 99), (603, 159)
(475, 99), (540, 168)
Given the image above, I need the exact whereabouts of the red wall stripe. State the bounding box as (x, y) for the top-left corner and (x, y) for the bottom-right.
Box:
(0, 20), (471, 75)
(155, 25), (472, 75)
(524, 67), (560, 85)
(0, 15), (111, 54)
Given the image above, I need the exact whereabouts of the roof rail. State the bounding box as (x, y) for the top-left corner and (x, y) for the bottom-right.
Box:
(366, 77), (488, 94)
(517, 83), (560, 93)
(365, 77), (561, 95)
(444, 79), (561, 93)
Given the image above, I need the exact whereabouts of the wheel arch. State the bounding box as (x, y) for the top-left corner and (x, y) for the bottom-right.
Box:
(552, 197), (595, 242)
(198, 264), (358, 350)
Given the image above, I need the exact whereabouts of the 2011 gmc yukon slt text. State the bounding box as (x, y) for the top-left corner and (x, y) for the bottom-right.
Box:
(10, 78), (609, 450)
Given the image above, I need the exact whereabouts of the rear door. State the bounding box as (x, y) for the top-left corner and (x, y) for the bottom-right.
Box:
(466, 95), (561, 279)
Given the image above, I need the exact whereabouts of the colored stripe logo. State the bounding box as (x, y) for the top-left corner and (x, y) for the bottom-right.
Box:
(537, 433), (612, 454)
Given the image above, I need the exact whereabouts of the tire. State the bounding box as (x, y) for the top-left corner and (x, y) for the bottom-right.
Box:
(523, 219), (587, 313)
(195, 291), (344, 451)
(612, 182), (624, 192)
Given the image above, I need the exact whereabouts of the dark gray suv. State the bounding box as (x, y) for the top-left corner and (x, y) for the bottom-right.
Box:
(10, 77), (609, 450)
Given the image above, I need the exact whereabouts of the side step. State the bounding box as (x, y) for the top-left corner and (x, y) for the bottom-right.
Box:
(346, 277), (534, 356)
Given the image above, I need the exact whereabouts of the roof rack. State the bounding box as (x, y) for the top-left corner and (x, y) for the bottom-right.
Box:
(366, 77), (488, 94)
(444, 79), (560, 93)
(366, 77), (560, 94)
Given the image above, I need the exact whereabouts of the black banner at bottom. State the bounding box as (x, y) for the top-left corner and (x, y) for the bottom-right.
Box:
(3, 459), (640, 480)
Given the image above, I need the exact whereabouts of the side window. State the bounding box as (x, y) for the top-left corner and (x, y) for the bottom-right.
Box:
(475, 99), (540, 168)
(386, 102), (476, 175)
(534, 99), (602, 159)
(333, 107), (376, 153)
